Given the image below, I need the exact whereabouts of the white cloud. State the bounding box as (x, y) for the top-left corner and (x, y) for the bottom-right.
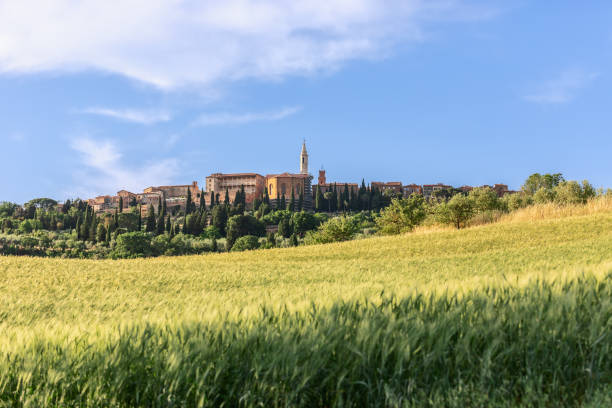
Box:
(193, 106), (301, 126)
(524, 69), (599, 104)
(69, 137), (179, 197)
(0, 1), (498, 89)
(78, 107), (172, 124)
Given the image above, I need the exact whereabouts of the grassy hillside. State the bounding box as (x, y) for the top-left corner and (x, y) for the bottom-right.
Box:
(0, 207), (611, 406)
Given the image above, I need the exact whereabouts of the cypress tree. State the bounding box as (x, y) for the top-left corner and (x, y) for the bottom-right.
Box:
(298, 192), (304, 211)
(263, 187), (270, 206)
(210, 191), (215, 208)
(315, 185), (323, 212)
(137, 205), (142, 231)
(145, 205), (156, 232)
(165, 216), (171, 233)
(182, 213), (188, 234)
(105, 224), (111, 244)
(224, 188), (230, 206)
(96, 223), (106, 243)
(200, 189), (206, 211)
(276, 191), (280, 210)
(289, 188), (295, 212)
(118, 196), (123, 212)
(89, 216), (97, 242)
(239, 185), (246, 207)
(185, 188), (192, 215)
(75, 217), (82, 240)
(280, 194), (286, 211)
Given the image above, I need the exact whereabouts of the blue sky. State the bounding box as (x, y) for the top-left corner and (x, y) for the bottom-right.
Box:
(1, 1), (611, 203)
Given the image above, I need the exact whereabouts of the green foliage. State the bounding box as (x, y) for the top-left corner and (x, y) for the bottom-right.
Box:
(0, 202), (19, 217)
(230, 235), (260, 252)
(203, 225), (221, 239)
(145, 205), (156, 232)
(226, 214), (265, 249)
(375, 195), (426, 235)
(436, 194), (475, 229)
(522, 172), (565, 194)
(291, 211), (317, 237)
(304, 215), (359, 244)
(211, 205), (228, 236)
(24, 197), (58, 209)
(112, 232), (153, 258)
(554, 180), (597, 205)
(468, 187), (500, 213)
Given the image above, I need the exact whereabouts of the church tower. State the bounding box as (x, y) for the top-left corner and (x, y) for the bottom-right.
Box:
(300, 140), (309, 174)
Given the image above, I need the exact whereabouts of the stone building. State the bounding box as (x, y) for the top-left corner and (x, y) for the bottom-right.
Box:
(371, 181), (403, 195)
(403, 184), (423, 196)
(422, 183), (453, 199)
(266, 141), (313, 209)
(204, 173), (265, 206)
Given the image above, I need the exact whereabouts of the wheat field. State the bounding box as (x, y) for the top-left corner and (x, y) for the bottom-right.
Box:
(0, 205), (611, 406)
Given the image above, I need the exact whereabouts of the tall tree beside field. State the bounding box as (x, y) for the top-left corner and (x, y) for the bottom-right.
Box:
(145, 205), (156, 232)
(522, 173), (564, 195)
(210, 191), (215, 208)
(280, 194), (286, 211)
(118, 197), (123, 212)
(298, 192), (303, 211)
(376, 196), (427, 235)
(263, 187), (270, 206)
(468, 187), (500, 213)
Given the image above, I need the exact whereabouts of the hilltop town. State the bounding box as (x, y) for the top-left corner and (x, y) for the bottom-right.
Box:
(85, 142), (515, 215)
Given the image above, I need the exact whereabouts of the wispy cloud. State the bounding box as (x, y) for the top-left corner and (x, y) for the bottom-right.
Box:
(69, 137), (179, 197)
(193, 106), (301, 126)
(524, 69), (599, 104)
(78, 107), (172, 124)
(0, 1), (500, 89)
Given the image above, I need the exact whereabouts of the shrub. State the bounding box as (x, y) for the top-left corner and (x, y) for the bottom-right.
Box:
(231, 235), (260, 252)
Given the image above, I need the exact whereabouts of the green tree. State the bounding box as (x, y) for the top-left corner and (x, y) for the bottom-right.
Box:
(118, 196), (124, 212)
(522, 173), (564, 195)
(288, 189), (296, 211)
(436, 194), (474, 229)
(112, 232), (153, 258)
(96, 223), (107, 243)
(199, 189), (206, 211)
(468, 187), (500, 213)
(145, 205), (156, 232)
(278, 216), (292, 238)
(375, 195), (427, 235)
(280, 194), (286, 211)
(224, 188), (230, 206)
(226, 214), (265, 249)
(185, 188), (192, 214)
(212, 205), (228, 236)
(291, 211), (317, 236)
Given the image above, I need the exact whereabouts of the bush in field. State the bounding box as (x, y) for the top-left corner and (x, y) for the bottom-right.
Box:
(502, 193), (532, 211)
(533, 187), (556, 204)
(112, 232), (153, 258)
(375, 196), (426, 235)
(304, 215), (359, 244)
(436, 194), (475, 229)
(231, 235), (260, 252)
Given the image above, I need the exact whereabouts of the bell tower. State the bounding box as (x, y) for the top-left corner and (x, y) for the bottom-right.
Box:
(300, 140), (309, 175)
